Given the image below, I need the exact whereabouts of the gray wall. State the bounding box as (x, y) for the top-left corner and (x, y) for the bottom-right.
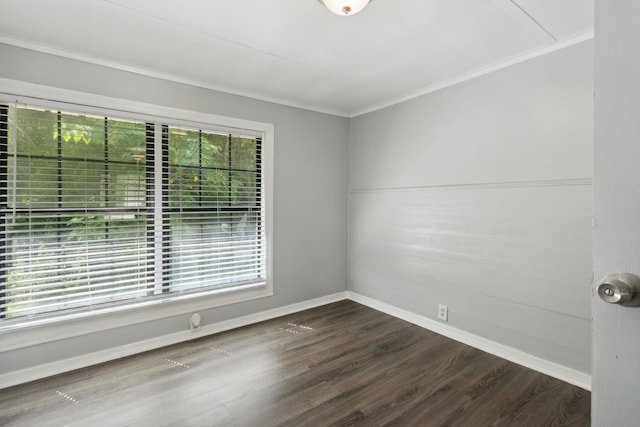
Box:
(0, 40), (594, 379)
(0, 43), (349, 373)
(349, 41), (593, 373)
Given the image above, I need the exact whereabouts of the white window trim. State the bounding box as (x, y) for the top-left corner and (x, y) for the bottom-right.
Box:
(0, 78), (274, 350)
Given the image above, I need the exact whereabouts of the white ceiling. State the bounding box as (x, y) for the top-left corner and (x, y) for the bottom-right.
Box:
(0, 0), (593, 117)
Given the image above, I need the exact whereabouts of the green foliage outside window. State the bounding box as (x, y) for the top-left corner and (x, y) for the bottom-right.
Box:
(1, 106), (261, 318)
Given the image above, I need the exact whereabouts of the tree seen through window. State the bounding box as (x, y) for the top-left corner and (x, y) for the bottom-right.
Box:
(0, 105), (264, 319)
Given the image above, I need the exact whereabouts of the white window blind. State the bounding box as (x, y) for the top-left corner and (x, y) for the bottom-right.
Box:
(165, 126), (265, 292)
(0, 104), (266, 320)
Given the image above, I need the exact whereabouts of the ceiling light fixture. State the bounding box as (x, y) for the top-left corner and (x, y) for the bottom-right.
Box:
(318, 0), (371, 16)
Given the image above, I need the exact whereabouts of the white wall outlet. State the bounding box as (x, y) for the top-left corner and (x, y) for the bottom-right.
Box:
(190, 312), (202, 331)
(438, 304), (448, 321)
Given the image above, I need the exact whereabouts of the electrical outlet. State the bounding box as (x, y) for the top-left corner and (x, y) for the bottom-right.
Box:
(438, 304), (448, 321)
(190, 312), (202, 331)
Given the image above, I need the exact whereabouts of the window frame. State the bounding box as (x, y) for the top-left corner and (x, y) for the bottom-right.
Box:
(0, 79), (273, 348)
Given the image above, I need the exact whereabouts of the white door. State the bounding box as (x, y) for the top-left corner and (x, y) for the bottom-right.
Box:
(593, 1), (640, 425)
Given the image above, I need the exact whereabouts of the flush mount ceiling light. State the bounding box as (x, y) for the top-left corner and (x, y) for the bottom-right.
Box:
(318, 0), (372, 16)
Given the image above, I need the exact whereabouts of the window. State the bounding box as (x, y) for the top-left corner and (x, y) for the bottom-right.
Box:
(0, 103), (267, 320)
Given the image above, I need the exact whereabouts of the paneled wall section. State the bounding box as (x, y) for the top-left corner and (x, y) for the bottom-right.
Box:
(349, 41), (593, 373)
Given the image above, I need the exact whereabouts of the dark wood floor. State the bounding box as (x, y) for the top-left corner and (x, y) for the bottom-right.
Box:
(0, 300), (590, 426)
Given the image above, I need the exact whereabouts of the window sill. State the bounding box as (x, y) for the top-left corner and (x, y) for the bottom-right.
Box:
(0, 281), (273, 352)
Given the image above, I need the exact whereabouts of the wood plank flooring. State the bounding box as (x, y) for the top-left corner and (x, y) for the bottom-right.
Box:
(0, 301), (590, 426)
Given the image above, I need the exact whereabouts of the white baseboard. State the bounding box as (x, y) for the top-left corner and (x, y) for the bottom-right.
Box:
(347, 291), (591, 391)
(0, 292), (347, 389)
(0, 290), (591, 391)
